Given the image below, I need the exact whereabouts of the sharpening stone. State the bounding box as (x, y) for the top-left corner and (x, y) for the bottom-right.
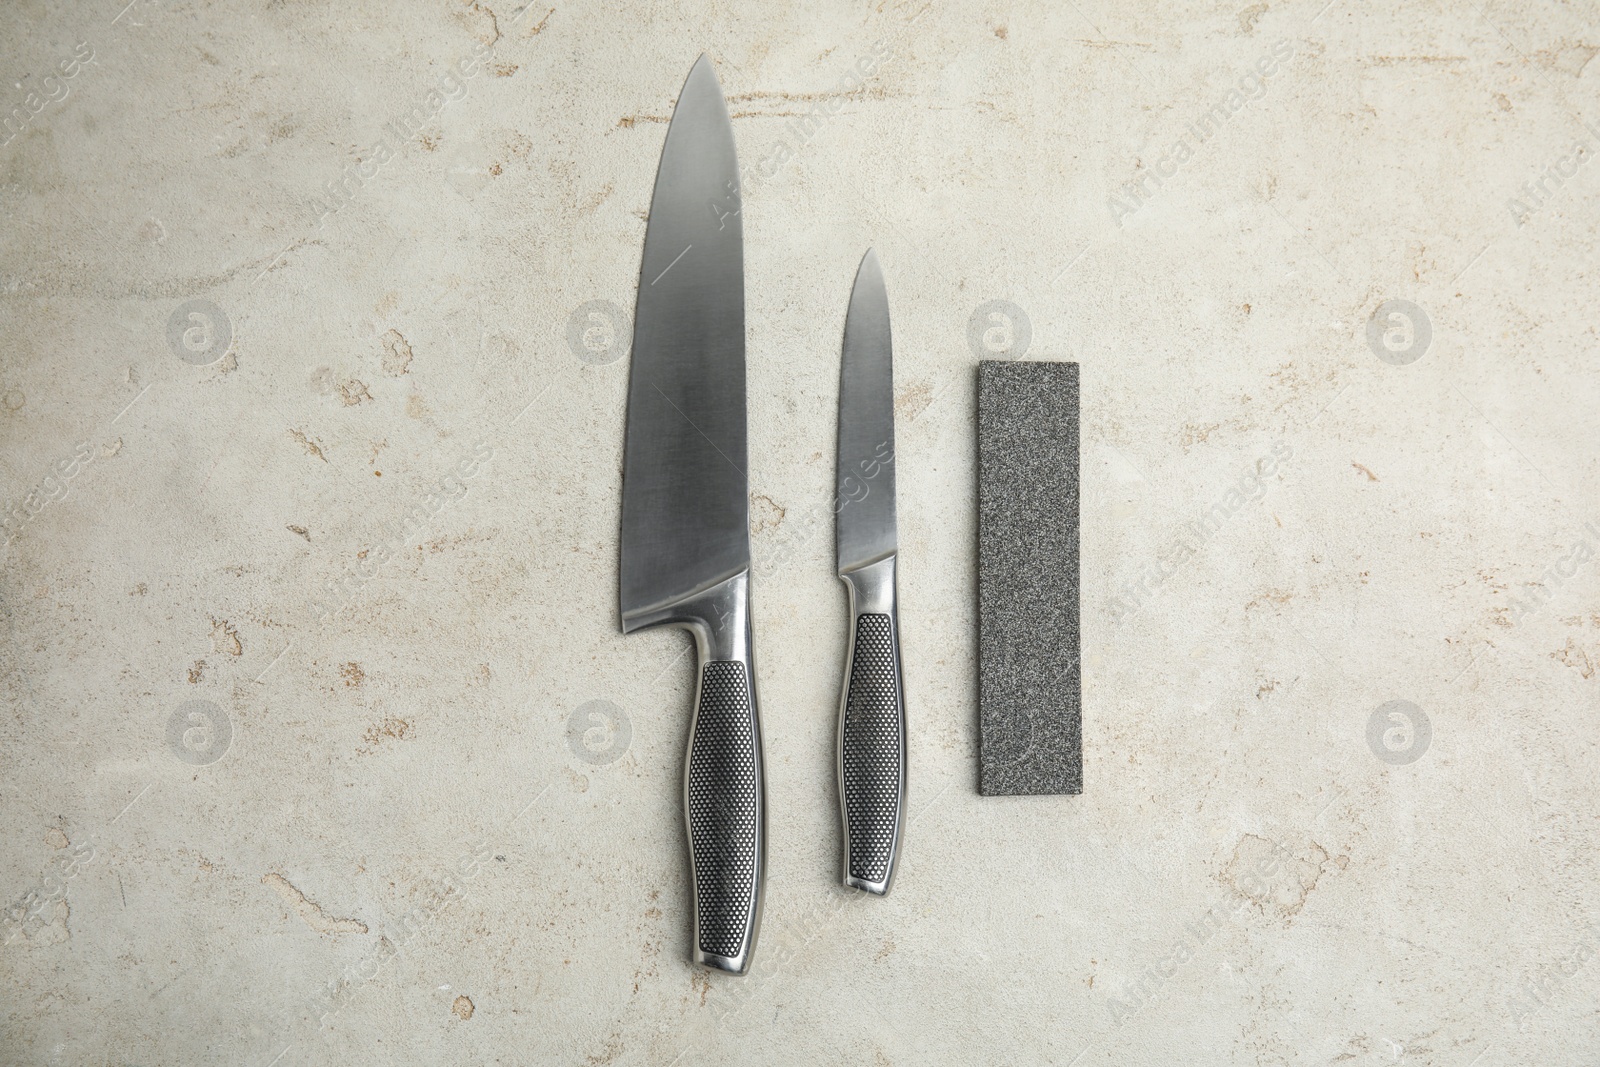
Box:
(977, 359), (1081, 796)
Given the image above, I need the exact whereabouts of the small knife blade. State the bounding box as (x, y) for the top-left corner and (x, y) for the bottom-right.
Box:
(836, 250), (897, 574)
(619, 55), (765, 974)
(835, 249), (907, 895)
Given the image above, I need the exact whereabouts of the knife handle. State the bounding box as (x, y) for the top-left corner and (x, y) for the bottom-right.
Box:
(837, 555), (906, 895)
(679, 572), (766, 973)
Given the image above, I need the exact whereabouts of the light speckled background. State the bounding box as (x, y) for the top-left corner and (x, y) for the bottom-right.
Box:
(3, 0), (1599, 1063)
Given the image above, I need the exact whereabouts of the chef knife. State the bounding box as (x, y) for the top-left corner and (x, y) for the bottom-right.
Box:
(619, 55), (765, 975)
(835, 249), (906, 895)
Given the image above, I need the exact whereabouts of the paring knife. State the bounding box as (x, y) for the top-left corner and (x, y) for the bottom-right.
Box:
(619, 55), (765, 975)
(835, 249), (906, 895)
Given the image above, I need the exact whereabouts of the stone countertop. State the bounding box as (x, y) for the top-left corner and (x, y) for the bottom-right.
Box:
(2, 1), (1598, 1063)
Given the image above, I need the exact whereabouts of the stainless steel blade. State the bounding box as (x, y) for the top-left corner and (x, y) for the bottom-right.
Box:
(620, 55), (748, 628)
(836, 249), (897, 575)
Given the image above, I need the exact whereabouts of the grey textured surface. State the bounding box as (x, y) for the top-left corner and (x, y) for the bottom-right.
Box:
(977, 359), (1081, 795)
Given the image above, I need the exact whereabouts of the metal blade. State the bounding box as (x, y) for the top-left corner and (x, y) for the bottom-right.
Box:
(836, 249), (897, 575)
(620, 55), (748, 628)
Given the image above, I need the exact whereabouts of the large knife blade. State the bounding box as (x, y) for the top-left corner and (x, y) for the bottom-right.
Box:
(835, 249), (906, 895)
(619, 55), (765, 975)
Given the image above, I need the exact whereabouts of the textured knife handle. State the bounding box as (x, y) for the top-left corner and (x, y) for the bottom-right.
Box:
(840, 611), (906, 894)
(686, 658), (763, 971)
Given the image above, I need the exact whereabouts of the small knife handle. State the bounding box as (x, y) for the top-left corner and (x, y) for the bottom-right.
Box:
(838, 555), (906, 894)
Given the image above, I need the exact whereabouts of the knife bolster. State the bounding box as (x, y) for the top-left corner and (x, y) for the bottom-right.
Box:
(839, 554), (897, 615)
(621, 569), (750, 662)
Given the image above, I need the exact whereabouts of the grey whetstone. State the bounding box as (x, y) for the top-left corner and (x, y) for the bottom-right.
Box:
(977, 360), (1081, 796)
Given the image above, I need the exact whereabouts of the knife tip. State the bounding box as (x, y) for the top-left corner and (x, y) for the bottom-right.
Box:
(683, 53), (727, 102)
(854, 247), (884, 290)
(689, 52), (718, 82)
